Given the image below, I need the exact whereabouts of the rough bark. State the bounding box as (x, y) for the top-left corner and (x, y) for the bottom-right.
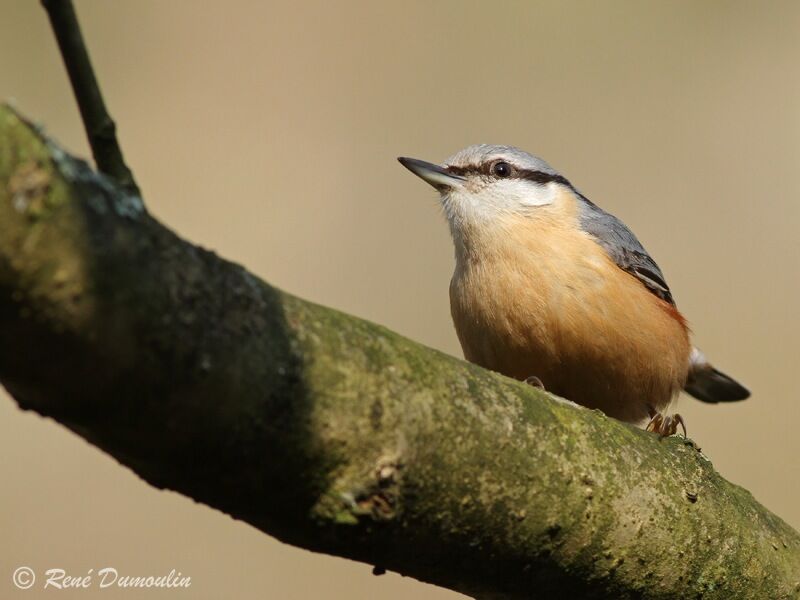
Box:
(1, 105), (798, 599)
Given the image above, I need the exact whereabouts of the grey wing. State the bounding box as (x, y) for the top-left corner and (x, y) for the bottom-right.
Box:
(576, 192), (675, 305)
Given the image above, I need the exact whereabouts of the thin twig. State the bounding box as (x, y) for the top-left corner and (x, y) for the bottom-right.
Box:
(41, 0), (140, 197)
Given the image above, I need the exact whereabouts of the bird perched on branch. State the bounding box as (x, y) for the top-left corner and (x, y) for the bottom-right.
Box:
(399, 145), (749, 435)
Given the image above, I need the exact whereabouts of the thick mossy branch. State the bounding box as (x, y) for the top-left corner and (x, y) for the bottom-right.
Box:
(1, 105), (798, 600)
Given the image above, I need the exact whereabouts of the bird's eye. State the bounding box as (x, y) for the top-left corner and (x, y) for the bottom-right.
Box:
(491, 161), (513, 178)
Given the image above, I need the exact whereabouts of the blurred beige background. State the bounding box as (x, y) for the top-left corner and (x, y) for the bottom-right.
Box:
(2, 1), (798, 598)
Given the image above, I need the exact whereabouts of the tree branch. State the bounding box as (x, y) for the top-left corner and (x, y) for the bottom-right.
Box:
(1, 105), (799, 599)
(41, 0), (140, 197)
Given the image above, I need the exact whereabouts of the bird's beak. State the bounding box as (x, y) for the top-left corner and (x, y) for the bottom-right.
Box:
(398, 157), (466, 190)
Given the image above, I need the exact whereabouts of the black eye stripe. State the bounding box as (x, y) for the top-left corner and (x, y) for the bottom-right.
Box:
(520, 170), (571, 186)
(444, 164), (487, 177)
(445, 163), (571, 186)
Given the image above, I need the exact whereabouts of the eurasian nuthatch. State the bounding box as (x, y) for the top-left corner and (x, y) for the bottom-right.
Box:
(399, 145), (749, 435)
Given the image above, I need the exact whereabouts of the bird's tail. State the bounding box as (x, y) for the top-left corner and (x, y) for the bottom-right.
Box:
(684, 347), (750, 403)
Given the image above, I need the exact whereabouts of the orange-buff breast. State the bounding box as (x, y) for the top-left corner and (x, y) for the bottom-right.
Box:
(449, 207), (690, 424)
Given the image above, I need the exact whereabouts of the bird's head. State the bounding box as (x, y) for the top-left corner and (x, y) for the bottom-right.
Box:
(399, 145), (573, 240)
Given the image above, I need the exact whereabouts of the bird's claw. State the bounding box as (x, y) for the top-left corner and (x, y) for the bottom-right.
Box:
(646, 411), (686, 438)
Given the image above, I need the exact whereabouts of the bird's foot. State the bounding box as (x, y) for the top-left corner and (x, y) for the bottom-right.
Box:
(646, 409), (686, 438)
(524, 375), (545, 390)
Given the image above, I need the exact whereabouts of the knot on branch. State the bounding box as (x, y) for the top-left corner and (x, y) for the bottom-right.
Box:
(335, 456), (405, 524)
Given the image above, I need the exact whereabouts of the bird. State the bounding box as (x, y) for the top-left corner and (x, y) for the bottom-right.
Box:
(398, 145), (749, 436)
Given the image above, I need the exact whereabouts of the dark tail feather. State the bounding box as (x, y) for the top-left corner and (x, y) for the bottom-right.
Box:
(684, 348), (750, 404)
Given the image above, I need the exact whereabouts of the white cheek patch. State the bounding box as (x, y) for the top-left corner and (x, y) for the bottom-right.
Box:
(441, 178), (559, 225)
(482, 178), (557, 210)
(502, 179), (557, 207)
